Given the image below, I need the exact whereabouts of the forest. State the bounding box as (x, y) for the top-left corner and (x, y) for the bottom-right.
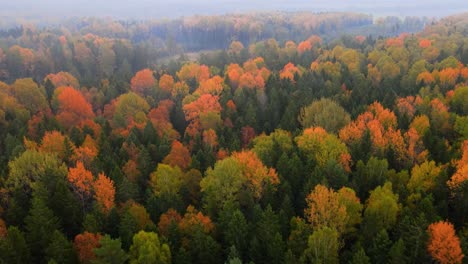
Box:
(0, 10), (467, 264)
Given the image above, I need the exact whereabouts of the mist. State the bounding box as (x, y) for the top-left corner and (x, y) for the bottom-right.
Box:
(3, 0), (468, 19)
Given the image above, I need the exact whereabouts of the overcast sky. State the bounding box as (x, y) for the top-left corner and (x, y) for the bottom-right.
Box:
(2, 0), (468, 19)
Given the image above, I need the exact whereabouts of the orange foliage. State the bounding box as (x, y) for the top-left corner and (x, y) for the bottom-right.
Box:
(40, 130), (75, 160)
(355, 35), (366, 43)
(439, 68), (459, 88)
(419, 39), (432, 48)
(131, 69), (156, 96)
(368, 102), (397, 129)
(56, 86), (95, 130)
(158, 209), (182, 237)
(202, 129), (218, 148)
(396, 96), (417, 119)
(427, 221), (464, 264)
(177, 63), (210, 82)
(179, 205), (214, 234)
(297, 40), (312, 54)
(183, 94), (222, 137)
(148, 100), (180, 140)
(217, 149), (229, 160)
(448, 141), (468, 190)
(195, 76), (224, 95)
(74, 232), (102, 264)
(226, 100), (237, 112)
(416, 71), (435, 85)
(159, 74), (175, 93)
(73, 135), (98, 167)
(68, 161), (94, 199)
(226, 63), (243, 88)
(460, 67), (468, 81)
(45, 72), (79, 89)
(339, 102), (407, 161)
(305, 184), (347, 233)
(93, 173), (115, 214)
(163, 140), (192, 170)
(385, 38), (404, 47)
(280, 62), (301, 81)
(232, 150), (280, 198)
(238, 72), (257, 89)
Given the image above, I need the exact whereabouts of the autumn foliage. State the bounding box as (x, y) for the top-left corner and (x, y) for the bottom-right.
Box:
(163, 140), (192, 170)
(55, 86), (95, 130)
(130, 68), (156, 96)
(68, 161), (94, 199)
(447, 140), (468, 190)
(74, 232), (102, 264)
(93, 173), (116, 214)
(427, 221), (464, 264)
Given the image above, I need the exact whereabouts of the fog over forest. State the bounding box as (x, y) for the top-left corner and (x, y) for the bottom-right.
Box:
(3, 0), (468, 19)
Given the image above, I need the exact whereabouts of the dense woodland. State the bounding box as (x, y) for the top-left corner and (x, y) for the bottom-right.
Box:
(0, 11), (467, 264)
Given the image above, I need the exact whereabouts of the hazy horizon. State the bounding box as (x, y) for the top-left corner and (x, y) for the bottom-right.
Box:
(2, 0), (468, 20)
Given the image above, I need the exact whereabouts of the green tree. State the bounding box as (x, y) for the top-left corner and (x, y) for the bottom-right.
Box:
(301, 227), (340, 264)
(451, 86), (468, 115)
(129, 231), (171, 264)
(25, 195), (61, 262)
(0, 226), (32, 264)
(46, 230), (76, 264)
(363, 182), (400, 238)
(348, 247), (370, 264)
(93, 235), (128, 264)
(298, 98), (351, 133)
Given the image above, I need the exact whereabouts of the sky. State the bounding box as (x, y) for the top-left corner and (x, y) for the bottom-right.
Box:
(2, 0), (468, 19)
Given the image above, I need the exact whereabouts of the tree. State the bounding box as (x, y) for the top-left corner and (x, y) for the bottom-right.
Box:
(93, 235), (128, 264)
(182, 94), (222, 137)
(55, 86), (95, 130)
(130, 69), (156, 96)
(427, 221), (464, 264)
(129, 231), (171, 264)
(45, 71), (80, 89)
(0, 226), (32, 264)
(150, 163), (184, 197)
(7, 150), (67, 195)
(25, 196), (60, 262)
(159, 74), (175, 94)
(74, 232), (102, 264)
(407, 160), (442, 195)
(108, 92), (150, 129)
(296, 127), (351, 172)
(200, 157), (245, 212)
(162, 140), (191, 170)
(447, 140), (468, 190)
(68, 161), (94, 206)
(349, 247), (371, 264)
(11, 78), (48, 114)
(45, 230), (76, 264)
(93, 173), (116, 214)
(301, 227), (340, 264)
(298, 98), (351, 133)
(451, 86), (468, 115)
(363, 182), (400, 237)
(338, 187), (363, 235)
(305, 184), (347, 234)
